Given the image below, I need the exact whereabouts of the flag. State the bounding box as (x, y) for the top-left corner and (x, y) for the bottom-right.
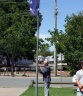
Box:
(28, 0), (40, 16)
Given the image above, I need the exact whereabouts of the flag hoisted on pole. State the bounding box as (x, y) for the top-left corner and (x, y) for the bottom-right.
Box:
(28, 0), (40, 96)
(29, 0), (40, 16)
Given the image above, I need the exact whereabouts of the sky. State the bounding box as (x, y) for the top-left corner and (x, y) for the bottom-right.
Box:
(39, 0), (83, 51)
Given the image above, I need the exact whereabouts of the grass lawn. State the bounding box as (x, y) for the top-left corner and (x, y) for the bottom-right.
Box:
(20, 86), (76, 96)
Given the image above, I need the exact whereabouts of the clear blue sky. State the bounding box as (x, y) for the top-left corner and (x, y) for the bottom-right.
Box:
(39, 0), (83, 51)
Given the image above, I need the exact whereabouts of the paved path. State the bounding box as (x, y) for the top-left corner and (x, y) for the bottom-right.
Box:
(0, 76), (34, 96)
(0, 87), (27, 96)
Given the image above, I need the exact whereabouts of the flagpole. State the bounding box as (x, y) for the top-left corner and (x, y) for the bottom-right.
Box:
(36, 3), (40, 95)
(28, 0), (40, 95)
(36, 14), (39, 96)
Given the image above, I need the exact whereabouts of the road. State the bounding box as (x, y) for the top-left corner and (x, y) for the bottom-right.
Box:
(0, 76), (75, 88)
(0, 76), (33, 88)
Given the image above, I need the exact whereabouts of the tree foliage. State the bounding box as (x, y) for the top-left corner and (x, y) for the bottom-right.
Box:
(0, 0), (42, 61)
(46, 12), (83, 75)
(38, 38), (52, 57)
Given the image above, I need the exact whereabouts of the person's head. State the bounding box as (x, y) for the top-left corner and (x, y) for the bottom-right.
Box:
(81, 61), (83, 68)
(43, 60), (48, 66)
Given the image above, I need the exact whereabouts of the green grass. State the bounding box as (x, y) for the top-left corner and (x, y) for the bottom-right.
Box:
(20, 86), (76, 96)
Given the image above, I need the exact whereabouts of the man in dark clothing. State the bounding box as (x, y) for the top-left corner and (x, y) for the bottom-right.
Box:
(39, 61), (51, 96)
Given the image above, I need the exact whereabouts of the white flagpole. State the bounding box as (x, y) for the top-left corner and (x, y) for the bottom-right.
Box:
(28, 0), (40, 95)
(36, 14), (39, 96)
(36, 1), (40, 95)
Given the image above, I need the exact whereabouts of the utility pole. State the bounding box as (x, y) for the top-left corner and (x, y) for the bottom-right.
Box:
(54, 0), (58, 76)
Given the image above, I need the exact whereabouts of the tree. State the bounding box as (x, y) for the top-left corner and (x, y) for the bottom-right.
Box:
(39, 42), (52, 57)
(0, 0), (42, 61)
(63, 12), (83, 75)
(46, 12), (83, 75)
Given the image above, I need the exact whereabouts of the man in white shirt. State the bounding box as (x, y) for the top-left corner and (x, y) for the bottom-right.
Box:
(75, 61), (83, 96)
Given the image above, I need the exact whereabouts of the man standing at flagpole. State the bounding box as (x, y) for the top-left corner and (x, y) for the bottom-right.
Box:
(39, 60), (51, 96)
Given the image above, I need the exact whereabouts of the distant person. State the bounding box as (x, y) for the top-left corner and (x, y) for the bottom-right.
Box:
(39, 60), (51, 96)
(75, 61), (83, 96)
